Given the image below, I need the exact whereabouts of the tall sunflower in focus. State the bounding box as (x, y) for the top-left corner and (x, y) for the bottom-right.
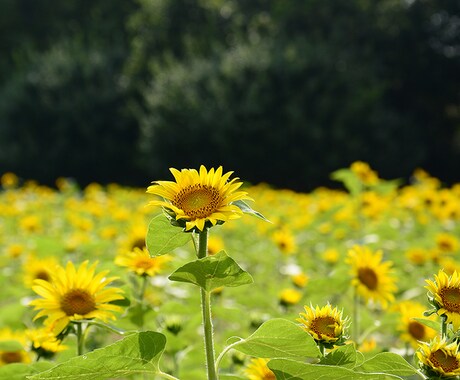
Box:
(417, 337), (460, 378)
(346, 245), (397, 309)
(244, 358), (275, 380)
(147, 166), (252, 231)
(30, 261), (125, 334)
(297, 304), (349, 347)
(425, 270), (460, 330)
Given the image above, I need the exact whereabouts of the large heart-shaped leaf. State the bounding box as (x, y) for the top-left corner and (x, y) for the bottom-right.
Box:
(27, 331), (166, 380)
(230, 318), (320, 359)
(146, 214), (191, 256)
(168, 250), (253, 291)
(355, 352), (417, 377)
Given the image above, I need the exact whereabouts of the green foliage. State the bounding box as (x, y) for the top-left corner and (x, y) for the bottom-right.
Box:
(0, 362), (55, 380)
(169, 250), (253, 291)
(229, 318), (321, 359)
(27, 332), (166, 380)
(146, 213), (192, 256)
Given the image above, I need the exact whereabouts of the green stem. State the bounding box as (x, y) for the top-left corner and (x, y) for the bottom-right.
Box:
(198, 229), (218, 380)
(76, 323), (85, 356)
(215, 338), (244, 371)
(158, 372), (180, 380)
(353, 290), (360, 346)
(139, 275), (148, 303)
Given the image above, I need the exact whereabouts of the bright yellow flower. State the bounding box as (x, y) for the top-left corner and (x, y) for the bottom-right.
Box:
(297, 304), (349, 345)
(346, 245), (397, 309)
(0, 328), (31, 366)
(396, 301), (437, 350)
(23, 256), (59, 287)
(291, 273), (309, 288)
(244, 357), (275, 380)
(279, 288), (302, 306)
(350, 161), (379, 185)
(26, 328), (67, 356)
(272, 228), (297, 255)
(115, 247), (171, 277)
(425, 270), (460, 330)
(147, 166), (251, 231)
(30, 261), (125, 334)
(417, 337), (460, 378)
(436, 232), (459, 253)
(322, 248), (340, 264)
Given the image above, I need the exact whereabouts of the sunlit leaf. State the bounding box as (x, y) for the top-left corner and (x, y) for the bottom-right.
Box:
(355, 352), (417, 377)
(319, 344), (357, 369)
(168, 250), (253, 291)
(230, 318), (320, 359)
(0, 362), (54, 380)
(146, 214), (191, 256)
(28, 331), (166, 380)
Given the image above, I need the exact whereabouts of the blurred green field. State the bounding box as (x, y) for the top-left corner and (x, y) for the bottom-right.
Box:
(1, 165), (459, 379)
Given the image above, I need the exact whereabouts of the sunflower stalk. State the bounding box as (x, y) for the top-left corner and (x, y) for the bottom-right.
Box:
(198, 228), (218, 380)
(353, 290), (360, 345)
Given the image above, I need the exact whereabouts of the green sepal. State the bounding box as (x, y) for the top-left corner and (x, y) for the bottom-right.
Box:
(233, 200), (270, 222)
(168, 250), (253, 291)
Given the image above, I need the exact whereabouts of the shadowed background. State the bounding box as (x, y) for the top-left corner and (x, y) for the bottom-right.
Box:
(1, 0), (459, 191)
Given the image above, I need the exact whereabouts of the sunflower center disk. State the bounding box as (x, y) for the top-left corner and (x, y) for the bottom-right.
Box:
(311, 316), (337, 338)
(35, 270), (51, 281)
(1, 351), (23, 364)
(441, 287), (460, 313)
(174, 185), (221, 219)
(408, 321), (425, 340)
(358, 268), (378, 290)
(61, 289), (96, 316)
(430, 350), (459, 373)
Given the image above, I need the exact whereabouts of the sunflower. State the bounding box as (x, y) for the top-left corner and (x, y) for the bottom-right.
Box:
(297, 304), (349, 346)
(23, 255), (59, 287)
(147, 166), (252, 231)
(26, 328), (67, 358)
(279, 288), (302, 307)
(272, 228), (297, 255)
(396, 301), (437, 350)
(417, 337), (460, 378)
(346, 245), (397, 309)
(350, 161), (379, 185)
(425, 270), (460, 330)
(115, 247), (171, 277)
(244, 357), (275, 380)
(0, 328), (31, 366)
(29, 260), (125, 334)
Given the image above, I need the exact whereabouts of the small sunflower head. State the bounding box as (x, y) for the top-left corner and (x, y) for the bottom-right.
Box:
(297, 304), (350, 348)
(147, 166), (252, 232)
(417, 337), (460, 378)
(425, 270), (460, 330)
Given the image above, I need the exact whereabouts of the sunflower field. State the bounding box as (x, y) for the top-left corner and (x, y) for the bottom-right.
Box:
(1, 163), (460, 380)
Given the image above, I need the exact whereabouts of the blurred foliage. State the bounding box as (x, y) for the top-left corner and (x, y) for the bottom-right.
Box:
(0, 0), (459, 190)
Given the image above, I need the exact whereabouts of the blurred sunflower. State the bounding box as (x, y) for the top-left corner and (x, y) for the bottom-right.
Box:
(350, 161), (379, 185)
(346, 245), (397, 309)
(396, 301), (436, 350)
(23, 256), (59, 287)
(26, 328), (67, 359)
(435, 232), (459, 254)
(244, 357), (275, 380)
(417, 337), (460, 378)
(272, 228), (297, 255)
(279, 288), (302, 307)
(425, 270), (460, 329)
(297, 304), (349, 346)
(0, 328), (31, 366)
(30, 261), (125, 334)
(115, 247), (171, 277)
(147, 166), (251, 231)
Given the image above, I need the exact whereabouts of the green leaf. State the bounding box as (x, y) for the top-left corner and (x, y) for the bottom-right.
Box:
(0, 340), (23, 351)
(268, 359), (401, 380)
(146, 214), (191, 256)
(0, 362), (54, 380)
(413, 317), (440, 333)
(330, 169), (362, 196)
(355, 352), (417, 377)
(233, 200), (270, 222)
(230, 318), (321, 359)
(319, 344), (357, 369)
(27, 331), (166, 380)
(168, 250), (253, 291)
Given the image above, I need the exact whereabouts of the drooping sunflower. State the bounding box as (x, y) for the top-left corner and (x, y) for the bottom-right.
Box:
(244, 357), (275, 380)
(26, 328), (67, 359)
(147, 166), (252, 231)
(425, 270), (460, 329)
(297, 304), (349, 346)
(115, 247), (171, 277)
(30, 261), (125, 334)
(346, 245), (397, 309)
(417, 337), (460, 378)
(0, 328), (31, 366)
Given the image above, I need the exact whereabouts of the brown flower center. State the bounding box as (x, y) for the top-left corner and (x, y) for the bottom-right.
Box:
(173, 184), (222, 219)
(35, 270), (51, 281)
(130, 237), (146, 250)
(311, 316), (338, 339)
(430, 349), (459, 373)
(440, 287), (460, 313)
(61, 289), (96, 316)
(408, 321), (425, 340)
(1, 351), (23, 363)
(358, 268), (378, 290)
